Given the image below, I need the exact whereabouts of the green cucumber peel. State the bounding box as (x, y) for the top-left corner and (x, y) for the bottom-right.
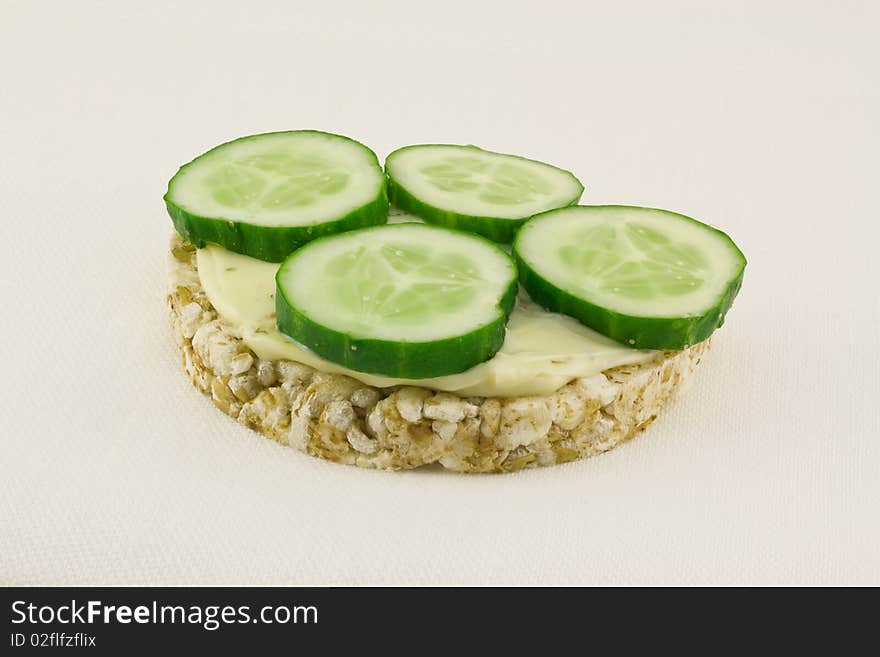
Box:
(513, 205), (746, 350)
(165, 130), (388, 262)
(386, 144), (583, 243)
(275, 223), (518, 378)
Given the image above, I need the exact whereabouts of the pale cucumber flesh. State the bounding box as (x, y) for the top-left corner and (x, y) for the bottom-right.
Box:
(514, 205), (746, 349)
(165, 131), (387, 261)
(386, 144), (583, 243)
(275, 223), (518, 377)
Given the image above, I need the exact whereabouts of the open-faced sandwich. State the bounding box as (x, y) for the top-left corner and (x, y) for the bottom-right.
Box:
(165, 131), (745, 472)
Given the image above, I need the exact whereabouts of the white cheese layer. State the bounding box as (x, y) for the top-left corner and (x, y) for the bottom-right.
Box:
(196, 246), (658, 397)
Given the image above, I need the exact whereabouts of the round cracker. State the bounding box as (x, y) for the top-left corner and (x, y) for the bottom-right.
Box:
(167, 234), (709, 472)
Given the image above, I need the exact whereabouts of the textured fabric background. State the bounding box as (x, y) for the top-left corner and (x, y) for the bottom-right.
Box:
(1, 0), (877, 585)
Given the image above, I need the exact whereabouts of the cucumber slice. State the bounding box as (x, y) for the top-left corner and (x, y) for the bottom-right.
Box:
(385, 144), (583, 243)
(165, 130), (388, 262)
(513, 206), (746, 349)
(275, 223), (518, 378)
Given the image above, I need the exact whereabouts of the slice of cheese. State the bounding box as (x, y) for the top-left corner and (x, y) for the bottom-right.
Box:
(197, 245), (658, 397)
